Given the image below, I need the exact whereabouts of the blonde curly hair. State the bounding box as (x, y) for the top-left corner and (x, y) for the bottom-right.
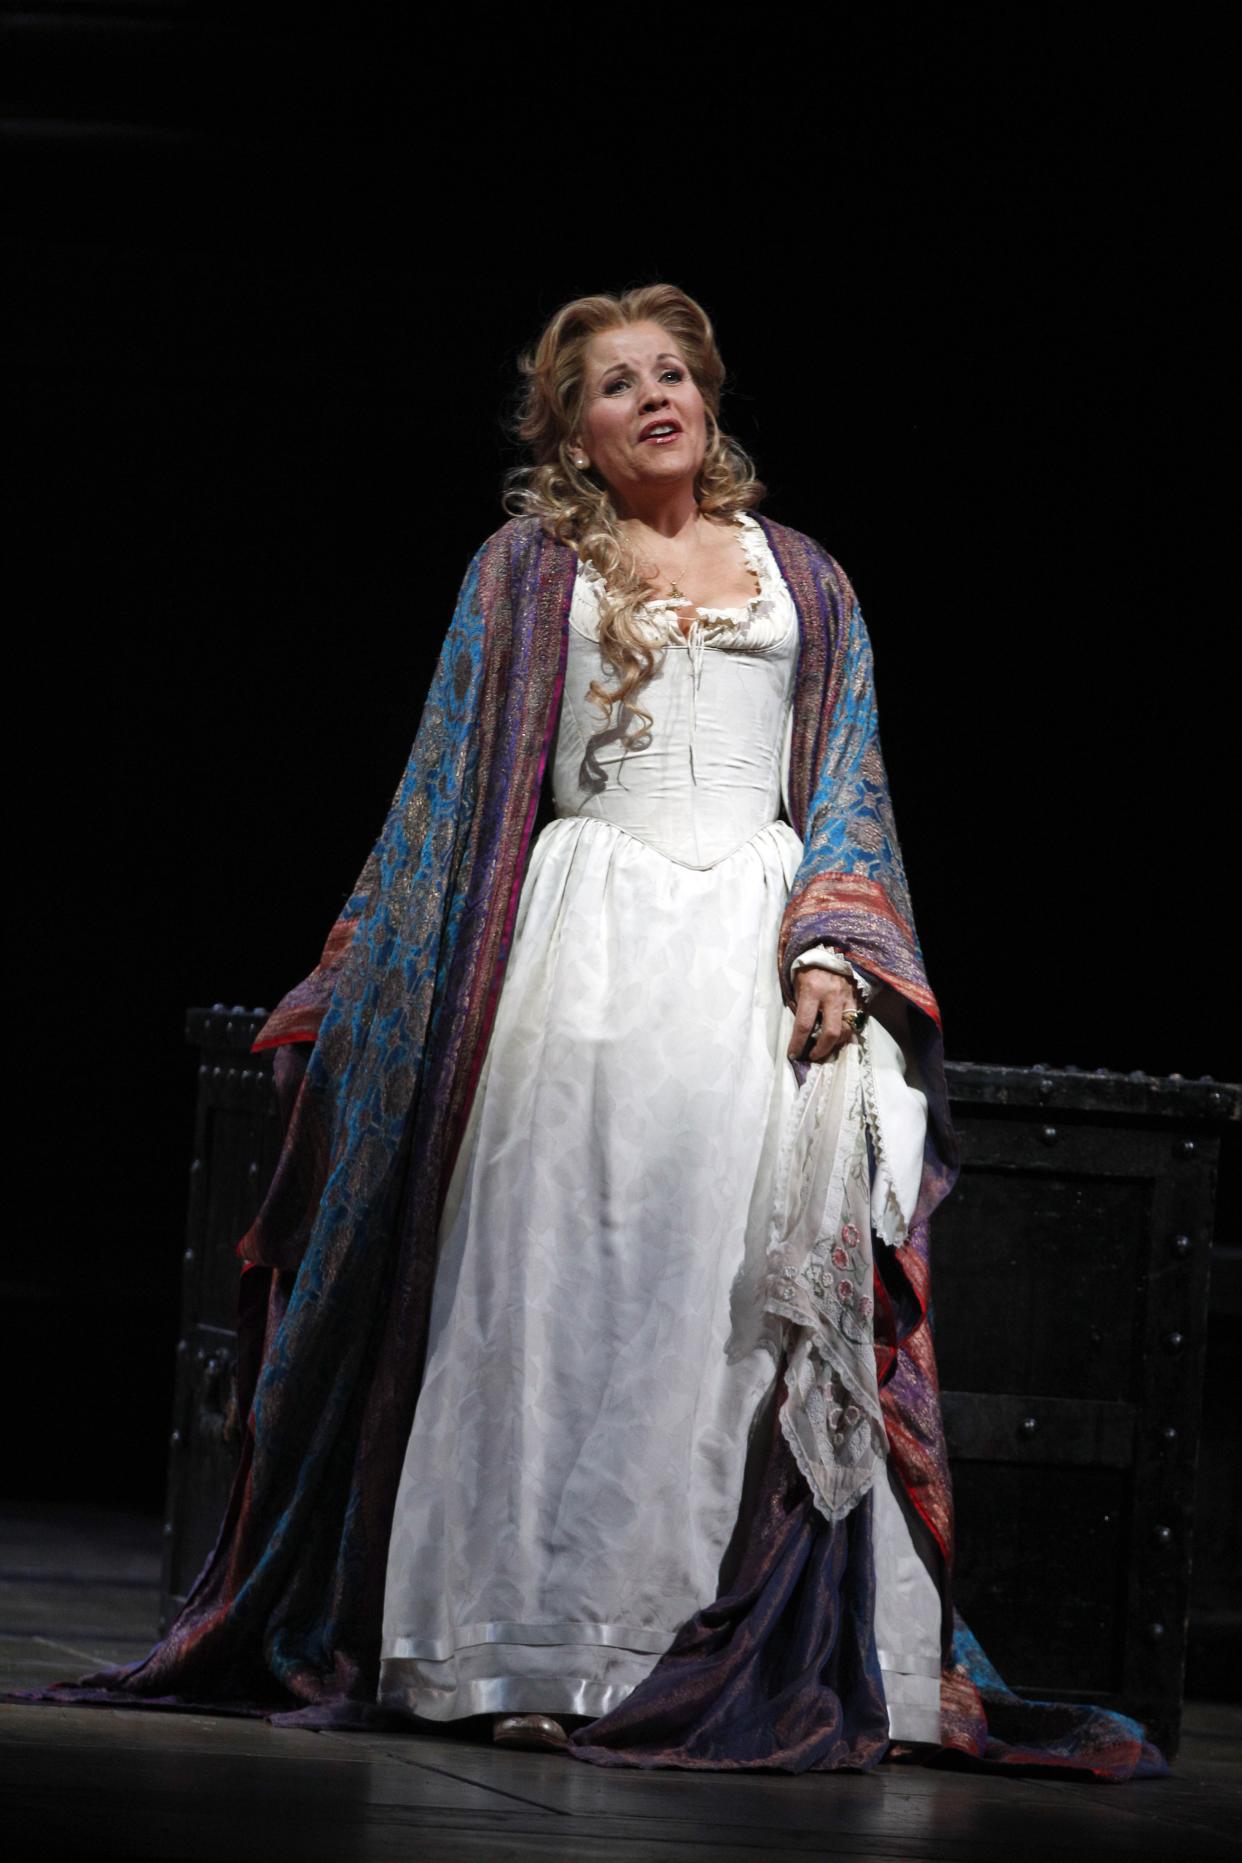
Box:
(500, 284), (767, 746)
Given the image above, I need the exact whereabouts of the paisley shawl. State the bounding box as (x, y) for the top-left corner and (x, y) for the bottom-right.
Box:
(23, 513), (1165, 1779)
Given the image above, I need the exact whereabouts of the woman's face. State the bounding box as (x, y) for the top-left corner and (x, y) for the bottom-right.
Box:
(573, 320), (708, 506)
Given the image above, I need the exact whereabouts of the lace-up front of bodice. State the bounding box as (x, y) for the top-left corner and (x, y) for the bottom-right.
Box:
(558, 513), (799, 868)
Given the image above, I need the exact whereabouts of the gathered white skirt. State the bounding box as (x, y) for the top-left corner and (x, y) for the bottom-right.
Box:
(377, 811), (941, 1734)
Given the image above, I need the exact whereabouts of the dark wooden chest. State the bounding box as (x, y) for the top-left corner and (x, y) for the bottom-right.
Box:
(158, 1007), (283, 1631)
(162, 1008), (1238, 1755)
(933, 1058), (1237, 1757)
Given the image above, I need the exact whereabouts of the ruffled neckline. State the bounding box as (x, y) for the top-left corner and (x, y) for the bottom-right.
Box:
(637, 511), (769, 622)
(571, 512), (792, 651)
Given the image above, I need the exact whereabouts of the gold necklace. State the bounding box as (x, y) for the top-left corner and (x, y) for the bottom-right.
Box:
(663, 526), (754, 607)
(655, 514), (701, 604)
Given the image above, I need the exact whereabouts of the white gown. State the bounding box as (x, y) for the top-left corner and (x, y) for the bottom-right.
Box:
(378, 513), (942, 1740)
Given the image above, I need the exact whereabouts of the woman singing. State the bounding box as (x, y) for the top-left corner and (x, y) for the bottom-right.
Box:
(34, 285), (1165, 1781)
(379, 289), (941, 1757)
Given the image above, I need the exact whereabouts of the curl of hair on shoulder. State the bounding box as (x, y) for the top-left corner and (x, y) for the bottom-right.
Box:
(498, 283), (767, 746)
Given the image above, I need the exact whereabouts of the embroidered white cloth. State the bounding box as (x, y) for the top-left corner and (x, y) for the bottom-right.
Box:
(789, 948), (929, 1250)
(377, 513), (939, 1735)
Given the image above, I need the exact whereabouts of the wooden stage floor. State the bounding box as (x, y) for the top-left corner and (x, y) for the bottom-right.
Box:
(2, 1503), (1238, 1861)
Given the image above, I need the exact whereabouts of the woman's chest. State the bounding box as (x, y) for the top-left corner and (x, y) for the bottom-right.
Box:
(639, 525), (765, 632)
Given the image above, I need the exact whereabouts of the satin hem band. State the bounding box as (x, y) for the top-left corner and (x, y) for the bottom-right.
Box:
(885, 1702), (943, 1743)
(386, 1619), (678, 1662)
(378, 1660), (648, 1723)
(875, 1647), (942, 1679)
(879, 1670), (941, 1706)
(878, 1649), (941, 1739)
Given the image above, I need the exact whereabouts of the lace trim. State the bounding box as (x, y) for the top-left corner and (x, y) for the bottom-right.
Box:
(765, 1039), (888, 1527)
(637, 511), (769, 620)
(571, 513), (792, 652)
(784, 952), (918, 1252)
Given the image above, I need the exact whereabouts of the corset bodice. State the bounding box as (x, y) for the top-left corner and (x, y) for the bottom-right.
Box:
(552, 512), (800, 870)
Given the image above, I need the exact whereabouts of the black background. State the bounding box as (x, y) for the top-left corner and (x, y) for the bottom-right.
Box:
(3, 8), (1232, 1507)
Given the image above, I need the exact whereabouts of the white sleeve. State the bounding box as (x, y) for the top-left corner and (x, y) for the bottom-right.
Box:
(790, 943), (875, 1003)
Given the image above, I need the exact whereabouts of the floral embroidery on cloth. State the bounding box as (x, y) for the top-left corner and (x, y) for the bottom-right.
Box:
(763, 1031), (887, 1525)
